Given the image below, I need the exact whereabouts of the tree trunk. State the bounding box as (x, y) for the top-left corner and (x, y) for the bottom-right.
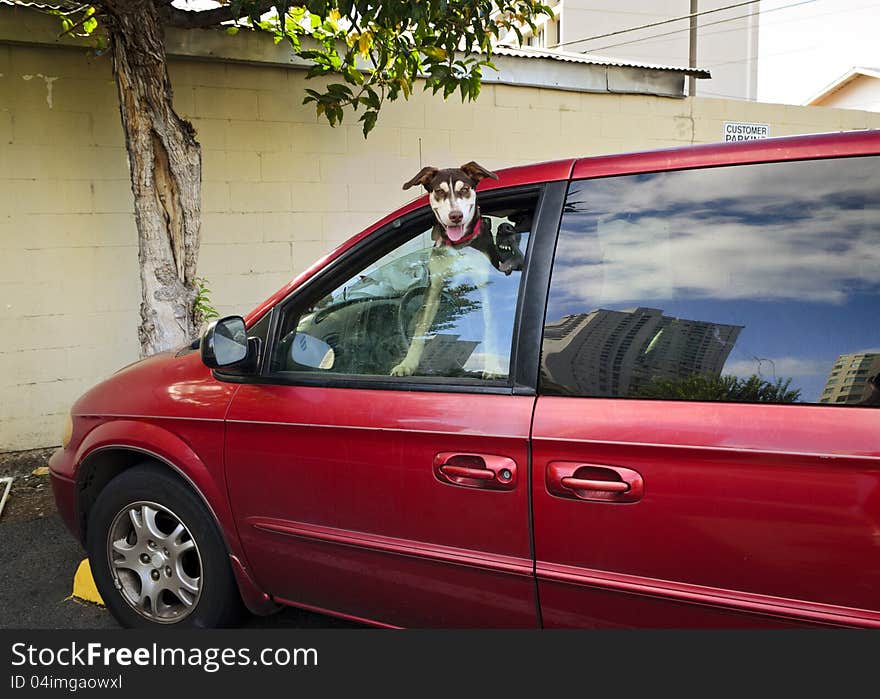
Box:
(103, 0), (202, 357)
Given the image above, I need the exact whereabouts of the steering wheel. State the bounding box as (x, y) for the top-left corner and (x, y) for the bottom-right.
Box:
(396, 283), (470, 376)
(397, 284), (430, 344)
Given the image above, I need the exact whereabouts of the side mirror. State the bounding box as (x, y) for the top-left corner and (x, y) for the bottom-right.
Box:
(291, 332), (335, 370)
(201, 316), (249, 369)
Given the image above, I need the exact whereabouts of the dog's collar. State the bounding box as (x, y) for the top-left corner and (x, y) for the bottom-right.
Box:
(440, 208), (483, 247)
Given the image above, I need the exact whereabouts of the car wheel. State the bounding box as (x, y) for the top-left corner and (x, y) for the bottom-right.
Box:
(86, 463), (243, 628)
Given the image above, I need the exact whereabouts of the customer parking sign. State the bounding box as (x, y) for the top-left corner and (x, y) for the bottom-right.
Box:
(723, 121), (770, 142)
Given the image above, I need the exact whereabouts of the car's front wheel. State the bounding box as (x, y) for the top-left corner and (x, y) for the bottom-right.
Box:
(86, 463), (242, 628)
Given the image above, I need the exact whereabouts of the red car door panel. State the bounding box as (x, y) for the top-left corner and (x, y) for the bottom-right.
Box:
(533, 398), (880, 627)
(226, 386), (537, 627)
(534, 154), (880, 627)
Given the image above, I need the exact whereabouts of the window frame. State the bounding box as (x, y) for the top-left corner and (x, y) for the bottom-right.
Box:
(215, 182), (564, 395)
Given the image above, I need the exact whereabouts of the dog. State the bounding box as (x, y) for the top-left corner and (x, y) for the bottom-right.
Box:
(390, 161), (523, 378)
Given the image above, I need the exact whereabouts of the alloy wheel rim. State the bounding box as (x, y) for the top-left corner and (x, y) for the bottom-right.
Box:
(106, 501), (203, 623)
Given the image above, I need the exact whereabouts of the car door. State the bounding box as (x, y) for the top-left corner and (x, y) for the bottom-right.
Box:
(224, 183), (564, 627)
(533, 153), (880, 628)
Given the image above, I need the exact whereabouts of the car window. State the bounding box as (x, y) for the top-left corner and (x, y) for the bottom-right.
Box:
(541, 155), (880, 406)
(271, 192), (539, 383)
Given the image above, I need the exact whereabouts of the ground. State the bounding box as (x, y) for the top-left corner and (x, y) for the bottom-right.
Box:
(0, 447), (57, 524)
(0, 448), (356, 629)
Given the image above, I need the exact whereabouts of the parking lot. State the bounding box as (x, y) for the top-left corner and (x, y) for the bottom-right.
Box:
(0, 456), (356, 629)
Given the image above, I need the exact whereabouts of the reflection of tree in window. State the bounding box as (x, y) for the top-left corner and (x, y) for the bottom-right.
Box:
(428, 281), (482, 335)
(401, 280), (484, 377)
(635, 374), (801, 403)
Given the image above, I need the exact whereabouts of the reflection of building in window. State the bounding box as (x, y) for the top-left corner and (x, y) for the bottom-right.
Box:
(419, 334), (479, 376)
(819, 352), (880, 405)
(542, 307), (742, 397)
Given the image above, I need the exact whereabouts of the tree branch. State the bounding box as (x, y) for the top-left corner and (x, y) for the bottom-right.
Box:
(159, 1), (277, 29)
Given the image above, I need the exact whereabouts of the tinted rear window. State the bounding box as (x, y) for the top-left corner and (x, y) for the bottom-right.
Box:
(541, 155), (880, 406)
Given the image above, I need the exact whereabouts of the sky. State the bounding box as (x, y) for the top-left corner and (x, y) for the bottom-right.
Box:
(758, 0), (880, 104)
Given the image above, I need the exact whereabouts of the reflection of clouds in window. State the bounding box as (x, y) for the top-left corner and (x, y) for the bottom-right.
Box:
(555, 157), (880, 306)
(543, 155), (880, 406)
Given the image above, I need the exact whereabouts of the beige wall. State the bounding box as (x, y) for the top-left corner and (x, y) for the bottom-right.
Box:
(2, 40), (880, 451)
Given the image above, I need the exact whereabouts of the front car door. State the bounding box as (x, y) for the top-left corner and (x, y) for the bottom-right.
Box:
(224, 181), (565, 627)
(533, 142), (880, 627)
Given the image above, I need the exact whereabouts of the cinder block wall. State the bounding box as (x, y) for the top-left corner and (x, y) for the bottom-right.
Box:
(2, 41), (879, 451)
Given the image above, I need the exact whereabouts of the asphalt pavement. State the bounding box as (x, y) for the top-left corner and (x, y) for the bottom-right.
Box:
(0, 514), (358, 629)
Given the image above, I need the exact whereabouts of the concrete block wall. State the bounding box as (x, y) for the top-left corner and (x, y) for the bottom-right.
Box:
(2, 41), (880, 451)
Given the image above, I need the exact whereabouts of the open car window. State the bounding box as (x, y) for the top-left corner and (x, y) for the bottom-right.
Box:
(269, 192), (539, 384)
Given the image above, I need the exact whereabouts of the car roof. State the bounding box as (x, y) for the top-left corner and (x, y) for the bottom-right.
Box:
(570, 128), (880, 179)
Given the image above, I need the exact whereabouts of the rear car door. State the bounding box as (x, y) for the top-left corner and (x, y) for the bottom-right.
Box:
(224, 182), (565, 627)
(533, 151), (880, 627)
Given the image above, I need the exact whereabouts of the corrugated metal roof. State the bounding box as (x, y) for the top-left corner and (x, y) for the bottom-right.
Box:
(492, 45), (710, 78)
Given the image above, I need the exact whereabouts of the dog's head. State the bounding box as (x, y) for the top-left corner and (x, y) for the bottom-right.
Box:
(403, 161), (498, 243)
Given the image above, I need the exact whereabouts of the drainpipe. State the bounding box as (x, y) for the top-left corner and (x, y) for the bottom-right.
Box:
(688, 0), (698, 96)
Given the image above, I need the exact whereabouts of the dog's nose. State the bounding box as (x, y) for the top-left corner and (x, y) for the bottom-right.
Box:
(449, 210), (463, 224)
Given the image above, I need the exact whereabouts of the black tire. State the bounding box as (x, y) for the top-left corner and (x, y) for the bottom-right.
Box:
(86, 462), (243, 628)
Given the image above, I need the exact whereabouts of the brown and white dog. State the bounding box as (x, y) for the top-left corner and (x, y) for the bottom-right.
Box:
(390, 161), (511, 378)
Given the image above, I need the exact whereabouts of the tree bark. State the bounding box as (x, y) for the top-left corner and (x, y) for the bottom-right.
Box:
(103, 0), (202, 356)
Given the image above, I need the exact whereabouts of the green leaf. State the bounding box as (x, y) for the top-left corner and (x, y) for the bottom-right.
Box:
(363, 87), (381, 110)
(360, 110), (378, 138)
(344, 64), (364, 85)
(327, 83), (353, 98)
(422, 46), (447, 61)
(225, 26), (240, 35)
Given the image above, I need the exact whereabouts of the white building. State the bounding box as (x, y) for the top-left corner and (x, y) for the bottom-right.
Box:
(807, 68), (880, 112)
(499, 0), (761, 100)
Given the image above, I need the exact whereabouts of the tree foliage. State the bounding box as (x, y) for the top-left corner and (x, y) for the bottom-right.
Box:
(51, 1), (552, 136)
(635, 373), (802, 403)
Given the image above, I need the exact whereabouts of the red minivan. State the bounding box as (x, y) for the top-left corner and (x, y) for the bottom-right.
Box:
(50, 130), (880, 628)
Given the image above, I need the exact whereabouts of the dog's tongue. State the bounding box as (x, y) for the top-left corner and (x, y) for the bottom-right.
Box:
(446, 225), (465, 242)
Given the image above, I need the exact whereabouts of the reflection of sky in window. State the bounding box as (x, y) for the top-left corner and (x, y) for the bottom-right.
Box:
(549, 156), (880, 402)
(438, 244), (526, 373)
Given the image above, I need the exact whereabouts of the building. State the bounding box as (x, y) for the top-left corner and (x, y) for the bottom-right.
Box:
(2, 4), (880, 451)
(498, 0), (761, 100)
(819, 353), (880, 405)
(421, 334), (480, 376)
(807, 67), (880, 112)
(542, 307), (742, 397)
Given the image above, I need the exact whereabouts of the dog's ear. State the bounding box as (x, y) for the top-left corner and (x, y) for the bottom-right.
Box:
(402, 166), (439, 191)
(460, 161), (499, 184)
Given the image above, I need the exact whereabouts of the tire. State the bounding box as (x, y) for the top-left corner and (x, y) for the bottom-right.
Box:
(86, 463), (243, 628)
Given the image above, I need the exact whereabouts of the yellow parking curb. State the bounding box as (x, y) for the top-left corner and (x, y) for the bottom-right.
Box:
(70, 559), (105, 606)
